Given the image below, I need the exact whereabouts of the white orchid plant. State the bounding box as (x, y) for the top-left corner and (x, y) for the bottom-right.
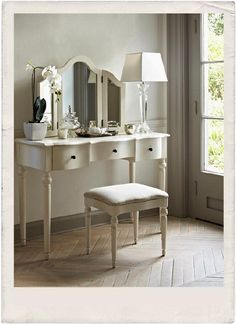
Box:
(26, 62), (62, 122)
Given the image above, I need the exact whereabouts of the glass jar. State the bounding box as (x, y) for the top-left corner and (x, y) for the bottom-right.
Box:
(59, 105), (80, 138)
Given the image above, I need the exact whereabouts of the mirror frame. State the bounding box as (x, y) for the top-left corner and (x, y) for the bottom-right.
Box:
(102, 70), (125, 130)
(57, 55), (102, 127)
(40, 55), (125, 136)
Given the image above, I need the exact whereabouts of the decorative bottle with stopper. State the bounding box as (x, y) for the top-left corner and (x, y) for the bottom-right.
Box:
(58, 105), (80, 139)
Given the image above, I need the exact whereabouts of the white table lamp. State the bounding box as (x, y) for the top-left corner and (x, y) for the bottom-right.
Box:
(121, 52), (167, 133)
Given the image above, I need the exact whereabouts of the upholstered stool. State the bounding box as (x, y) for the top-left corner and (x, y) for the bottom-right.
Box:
(84, 183), (168, 268)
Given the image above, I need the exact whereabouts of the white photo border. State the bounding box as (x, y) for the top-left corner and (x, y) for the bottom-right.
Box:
(2, 1), (235, 323)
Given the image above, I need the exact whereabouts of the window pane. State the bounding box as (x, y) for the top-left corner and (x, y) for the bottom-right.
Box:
(202, 13), (224, 61)
(203, 62), (224, 117)
(204, 119), (224, 173)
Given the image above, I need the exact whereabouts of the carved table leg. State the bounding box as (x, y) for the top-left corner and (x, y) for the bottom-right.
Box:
(85, 206), (91, 255)
(160, 207), (168, 256)
(129, 159), (135, 183)
(18, 166), (27, 246)
(42, 172), (52, 260)
(111, 215), (118, 268)
(159, 158), (167, 191)
(159, 159), (167, 233)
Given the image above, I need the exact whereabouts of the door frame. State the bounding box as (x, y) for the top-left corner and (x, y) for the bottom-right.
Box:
(188, 14), (223, 225)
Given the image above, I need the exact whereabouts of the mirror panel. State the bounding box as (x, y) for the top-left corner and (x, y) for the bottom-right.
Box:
(61, 62), (97, 127)
(40, 79), (52, 126)
(39, 79), (58, 136)
(102, 70), (125, 130)
(40, 56), (125, 136)
(107, 79), (120, 123)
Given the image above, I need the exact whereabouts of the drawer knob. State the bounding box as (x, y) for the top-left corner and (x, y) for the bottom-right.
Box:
(148, 148), (153, 152)
(71, 155), (76, 159)
(113, 149), (118, 153)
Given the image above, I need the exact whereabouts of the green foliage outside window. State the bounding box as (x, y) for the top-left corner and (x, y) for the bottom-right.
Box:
(208, 13), (224, 36)
(208, 119), (224, 172)
(206, 13), (224, 173)
(208, 64), (224, 103)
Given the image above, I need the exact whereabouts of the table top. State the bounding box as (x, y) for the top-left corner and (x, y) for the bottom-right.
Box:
(15, 132), (170, 147)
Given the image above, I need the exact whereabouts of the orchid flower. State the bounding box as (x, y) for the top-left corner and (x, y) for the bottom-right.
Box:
(26, 63), (33, 71)
(42, 65), (57, 79)
(26, 62), (62, 111)
(42, 66), (62, 94)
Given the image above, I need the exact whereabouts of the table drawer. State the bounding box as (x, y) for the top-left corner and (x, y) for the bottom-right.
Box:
(90, 140), (134, 161)
(52, 144), (90, 170)
(16, 143), (51, 171)
(135, 138), (164, 161)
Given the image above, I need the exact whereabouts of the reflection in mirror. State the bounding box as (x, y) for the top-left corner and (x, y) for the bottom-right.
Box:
(40, 80), (52, 127)
(102, 69), (125, 130)
(107, 79), (120, 123)
(40, 56), (124, 136)
(62, 62), (97, 127)
(39, 79), (57, 135)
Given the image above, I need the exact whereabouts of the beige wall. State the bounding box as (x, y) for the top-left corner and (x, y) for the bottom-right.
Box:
(14, 13), (167, 224)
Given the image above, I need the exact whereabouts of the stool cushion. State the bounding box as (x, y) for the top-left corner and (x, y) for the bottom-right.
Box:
(84, 183), (168, 206)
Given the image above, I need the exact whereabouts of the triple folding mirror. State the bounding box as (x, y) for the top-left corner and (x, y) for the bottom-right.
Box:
(40, 56), (125, 136)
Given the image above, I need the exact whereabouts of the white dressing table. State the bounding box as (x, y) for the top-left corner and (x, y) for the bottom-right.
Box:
(15, 132), (169, 259)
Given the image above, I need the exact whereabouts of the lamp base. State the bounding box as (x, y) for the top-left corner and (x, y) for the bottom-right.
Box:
(135, 121), (152, 134)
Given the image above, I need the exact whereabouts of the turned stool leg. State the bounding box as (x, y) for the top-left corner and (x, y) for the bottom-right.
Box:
(85, 206), (91, 255)
(133, 211), (139, 244)
(111, 215), (118, 268)
(160, 207), (168, 256)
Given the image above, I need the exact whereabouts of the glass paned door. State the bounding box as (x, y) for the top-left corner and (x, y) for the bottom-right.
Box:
(188, 14), (223, 225)
(201, 13), (224, 174)
(203, 118), (224, 172)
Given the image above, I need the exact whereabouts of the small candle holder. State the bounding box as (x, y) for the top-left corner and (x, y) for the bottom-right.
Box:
(124, 123), (136, 135)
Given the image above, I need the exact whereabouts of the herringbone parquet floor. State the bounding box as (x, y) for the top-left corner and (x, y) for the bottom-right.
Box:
(14, 215), (224, 287)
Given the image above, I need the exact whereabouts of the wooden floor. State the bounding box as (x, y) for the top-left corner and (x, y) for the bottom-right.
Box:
(14, 215), (224, 287)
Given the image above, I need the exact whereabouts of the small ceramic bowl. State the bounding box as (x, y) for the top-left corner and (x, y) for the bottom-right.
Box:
(124, 123), (136, 135)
